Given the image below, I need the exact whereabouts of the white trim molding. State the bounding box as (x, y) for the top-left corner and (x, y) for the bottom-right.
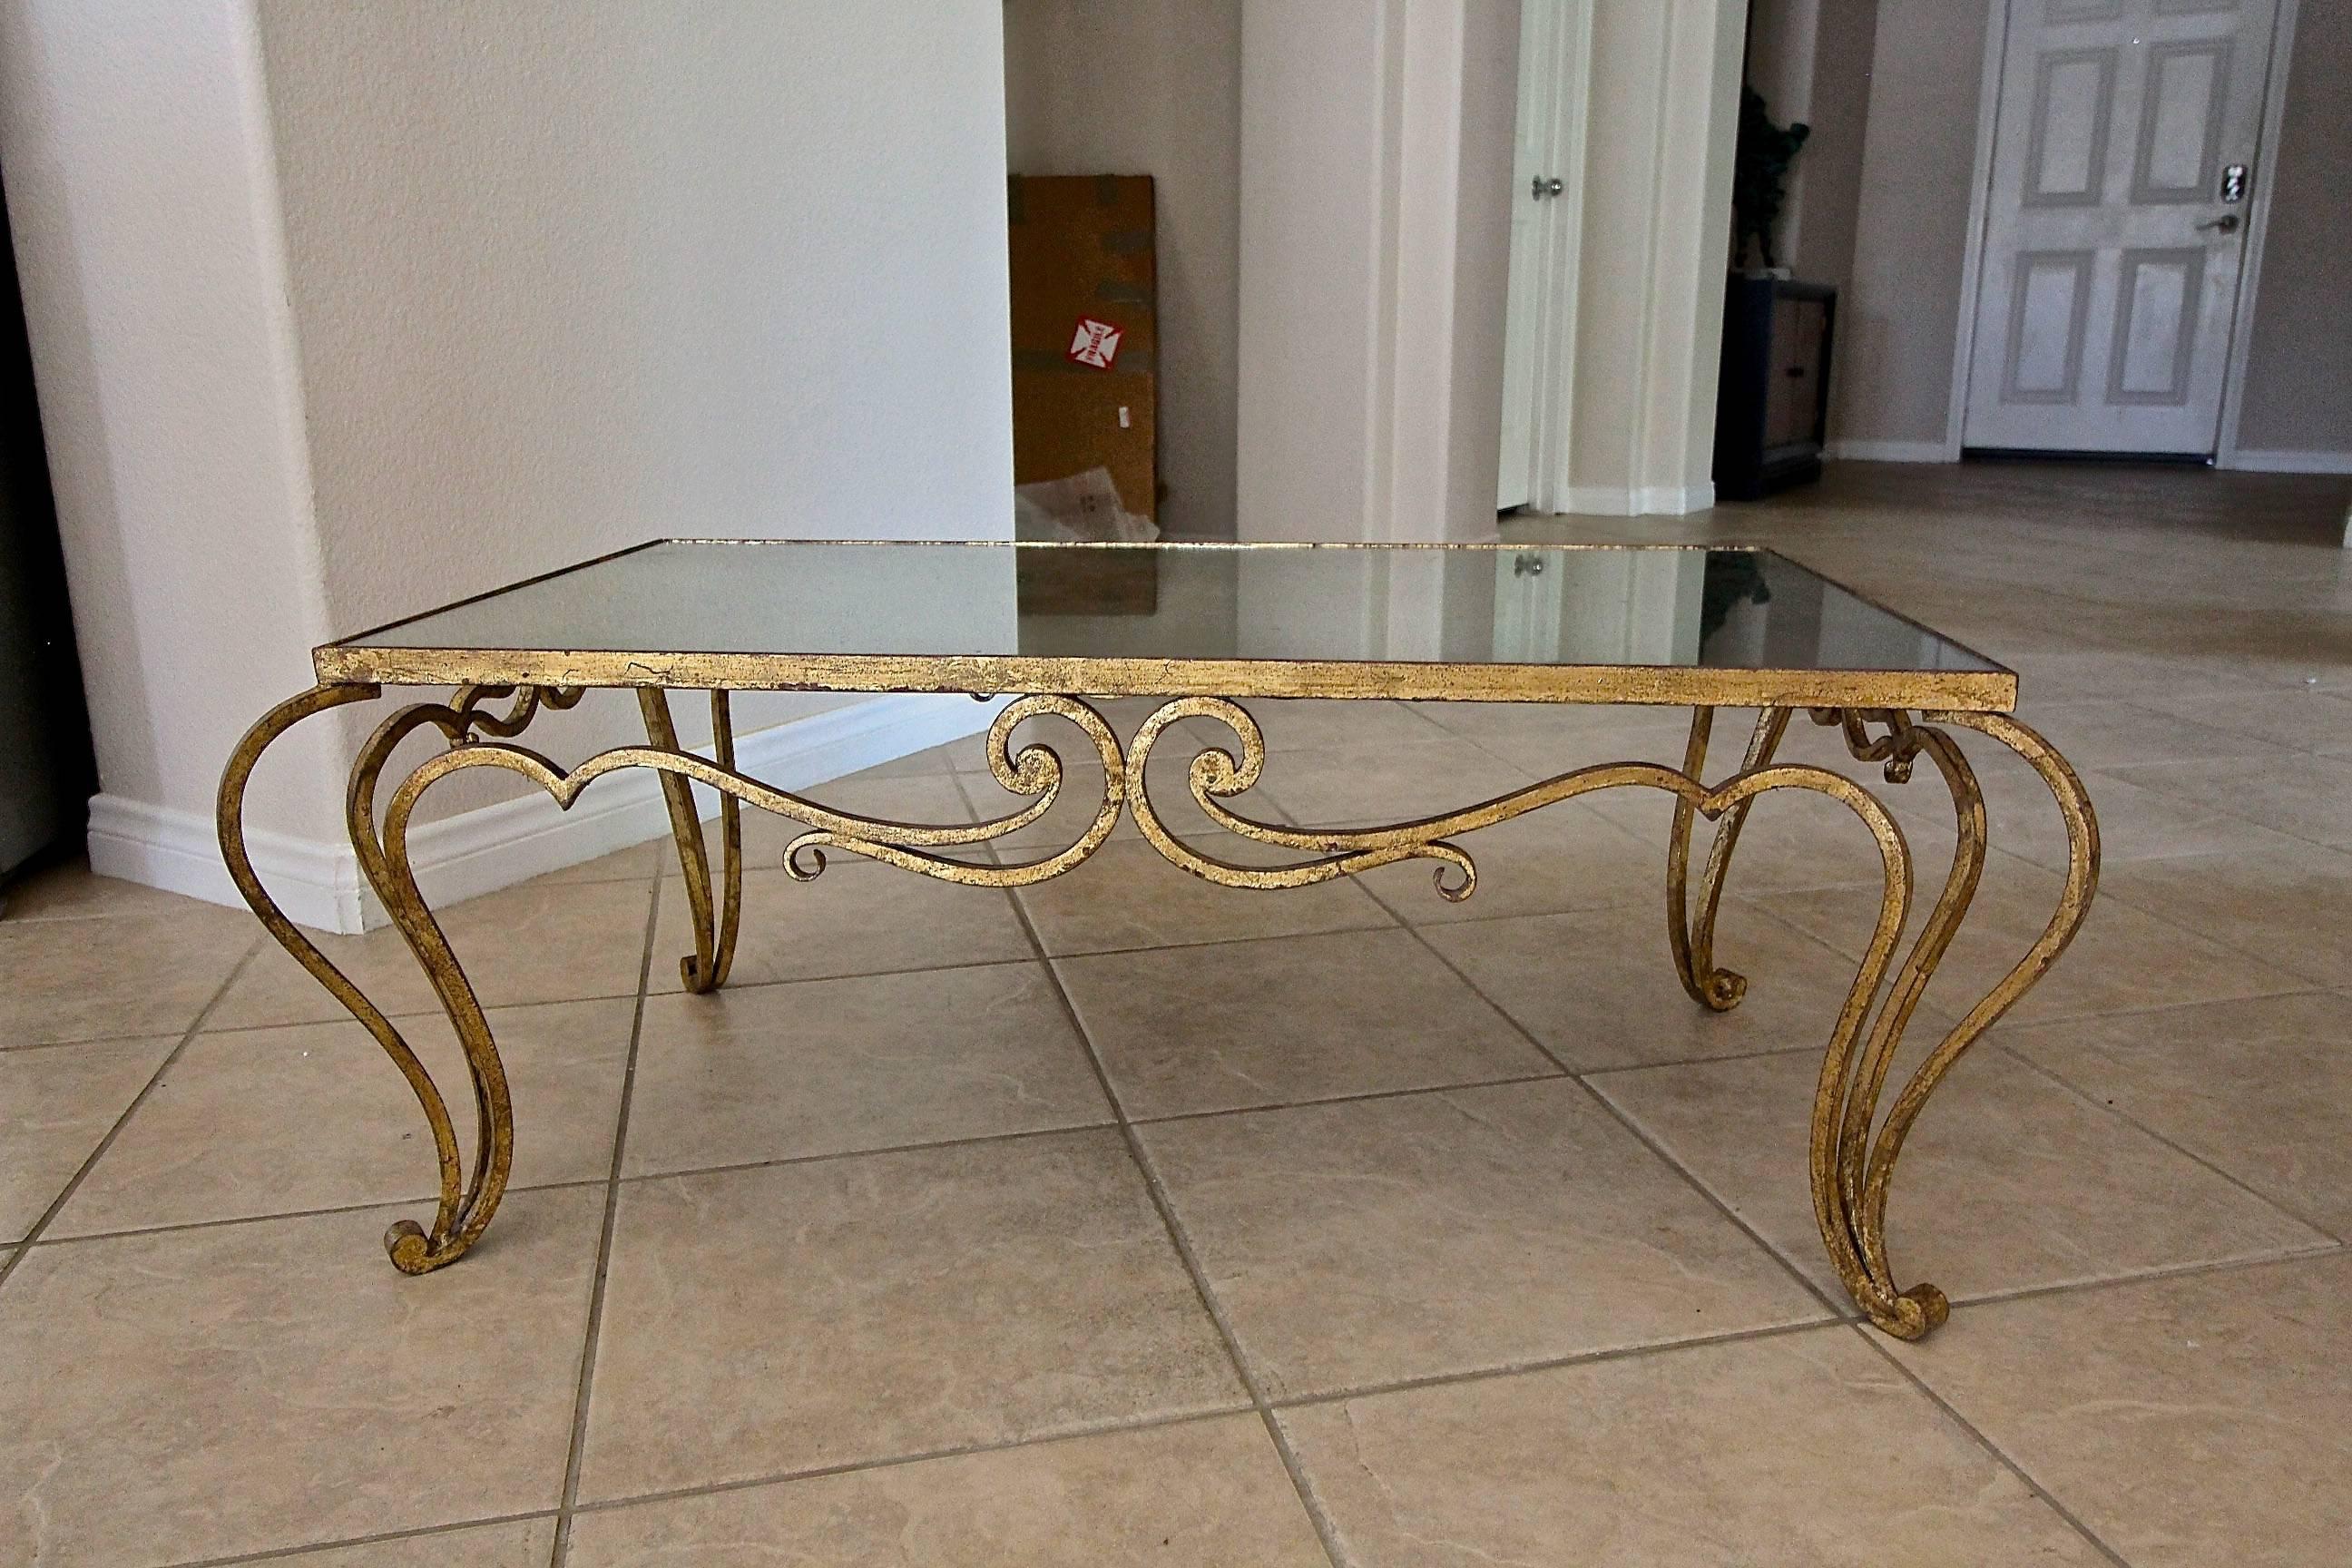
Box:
(87, 692), (999, 935)
(1828, 439), (1957, 465)
(1944, 0), (2014, 462)
(1552, 481), (1717, 516)
(2224, 449), (2352, 475)
(2217, 0), (2303, 469)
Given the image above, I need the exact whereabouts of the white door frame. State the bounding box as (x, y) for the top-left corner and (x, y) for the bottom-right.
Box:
(1520, 0), (1595, 514)
(1945, 0), (2302, 466)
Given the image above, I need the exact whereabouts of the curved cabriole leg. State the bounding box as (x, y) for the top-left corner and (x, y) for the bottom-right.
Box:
(1667, 707), (1792, 1011)
(342, 692), (563, 1273)
(217, 683), (485, 1276)
(1804, 712), (1986, 1336)
(1130, 697), (2094, 1338)
(641, 688), (742, 993)
(1798, 708), (2098, 1338)
(1861, 712), (2097, 1335)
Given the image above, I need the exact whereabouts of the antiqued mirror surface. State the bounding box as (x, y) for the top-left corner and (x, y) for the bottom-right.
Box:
(331, 541), (2003, 682)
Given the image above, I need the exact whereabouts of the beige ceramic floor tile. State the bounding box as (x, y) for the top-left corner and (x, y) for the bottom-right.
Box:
(0, 1189), (600, 1568)
(1422, 898), (1929, 1071)
(2002, 991), (2352, 1237)
(1056, 928), (1556, 1119)
(1887, 1251), (2352, 1568)
(1771, 851), (2302, 1024)
(260, 1519), (558, 1565)
(1589, 779), (1956, 898)
(567, 1416), (1326, 1567)
(1592, 1044), (2328, 1307)
(2166, 688), (2352, 755)
(1994, 699), (2298, 769)
(719, 771), (981, 875)
(1356, 801), (1671, 926)
(1137, 1081), (1827, 1398)
(579, 1130), (1243, 1500)
(0, 861), (197, 921)
(213, 877), (653, 1029)
(1409, 702), (1696, 778)
(49, 999), (634, 1238)
(1978, 763), (2304, 869)
(1017, 838), (1394, 957)
(2099, 846), (2352, 987)
(652, 865), (1032, 993)
(1237, 698), (1449, 754)
(1280, 1328), (2106, 1567)
(624, 963), (1109, 1176)
(0, 1037), (175, 1243)
(0, 906), (256, 1046)
(534, 838), (664, 885)
(2105, 754), (2352, 848)
(1256, 737), (1538, 828)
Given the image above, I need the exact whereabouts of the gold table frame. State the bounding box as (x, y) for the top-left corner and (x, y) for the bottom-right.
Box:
(216, 544), (2097, 1342)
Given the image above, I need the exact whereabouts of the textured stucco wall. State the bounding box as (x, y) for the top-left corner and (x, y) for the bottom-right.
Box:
(1, 0), (1017, 856)
(0, 0), (344, 839)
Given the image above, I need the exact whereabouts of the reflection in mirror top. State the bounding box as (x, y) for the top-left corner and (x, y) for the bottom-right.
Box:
(337, 540), (2003, 678)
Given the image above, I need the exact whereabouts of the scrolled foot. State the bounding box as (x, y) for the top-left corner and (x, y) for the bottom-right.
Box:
(1865, 1283), (1951, 1341)
(383, 1219), (445, 1275)
(1697, 968), (1748, 1012)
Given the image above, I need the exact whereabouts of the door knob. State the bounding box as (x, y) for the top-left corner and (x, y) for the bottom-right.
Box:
(2195, 213), (2241, 234)
(1514, 554), (1545, 577)
(1531, 175), (1564, 200)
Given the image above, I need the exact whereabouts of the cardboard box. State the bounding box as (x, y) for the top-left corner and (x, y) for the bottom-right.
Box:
(1007, 173), (1158, 528)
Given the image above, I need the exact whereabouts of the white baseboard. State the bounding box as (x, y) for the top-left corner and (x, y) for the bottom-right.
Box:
(87, 692), (1001, 935)
(1827, 439), (1955, 464)
(1555, 482), (1715, 516)
(2223, 448), (2352, 475)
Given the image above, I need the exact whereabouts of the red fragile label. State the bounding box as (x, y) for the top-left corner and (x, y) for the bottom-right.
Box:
(1067, 318), (1122, 370)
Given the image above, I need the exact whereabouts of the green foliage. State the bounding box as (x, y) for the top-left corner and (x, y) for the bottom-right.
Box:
(1732, 87), (1810, 271)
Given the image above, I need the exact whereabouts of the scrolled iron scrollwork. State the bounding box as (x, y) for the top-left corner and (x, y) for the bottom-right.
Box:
(220, 683), (2094, 1336)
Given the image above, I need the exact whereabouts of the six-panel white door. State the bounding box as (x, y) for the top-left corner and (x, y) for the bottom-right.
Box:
(1964, 0), (2281, 456)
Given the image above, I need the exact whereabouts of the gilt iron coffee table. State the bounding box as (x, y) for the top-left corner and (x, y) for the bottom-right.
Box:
(218, 540), (2097, 1341)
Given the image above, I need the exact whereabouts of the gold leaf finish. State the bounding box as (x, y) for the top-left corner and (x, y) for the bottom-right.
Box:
(218, 682), (2094, 1336)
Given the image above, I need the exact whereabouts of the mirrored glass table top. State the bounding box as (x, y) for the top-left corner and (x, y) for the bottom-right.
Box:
(318, 540), (2014, 710)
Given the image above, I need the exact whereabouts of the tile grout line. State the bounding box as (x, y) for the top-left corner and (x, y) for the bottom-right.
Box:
(999, 875), (1357, 1568)
(22, 1176), (615, 1250)
(160, 1507), (563, 1568)
(173, 1246), (2341, 1568)
(1388, 916), (1864, 1327)
(1847, 1324), (2139, 1568)
(0, 935), (269, 1295)
(548, 867), (666, 1568)
(1266, 1314), (1847, 1413)
(1997, 1043), (2350, 1246)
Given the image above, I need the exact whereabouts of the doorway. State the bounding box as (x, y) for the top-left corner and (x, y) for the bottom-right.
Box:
(1496, 0), (1592, 512)
(1961, 0), (2289, 456)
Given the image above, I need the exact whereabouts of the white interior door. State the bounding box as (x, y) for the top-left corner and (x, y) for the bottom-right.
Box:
(1497, 0), (1563, 511)
(1964, 0), (2280, 456)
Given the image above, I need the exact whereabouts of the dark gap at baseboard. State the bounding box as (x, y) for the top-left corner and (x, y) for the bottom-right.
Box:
(1961, 446), (2213, 467)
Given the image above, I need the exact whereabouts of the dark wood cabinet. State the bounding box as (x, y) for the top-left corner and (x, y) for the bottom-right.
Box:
(1714, 276), (1836, 502)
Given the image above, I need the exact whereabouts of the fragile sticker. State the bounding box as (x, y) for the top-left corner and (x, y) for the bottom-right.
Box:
(1067, 318), (1123, 370)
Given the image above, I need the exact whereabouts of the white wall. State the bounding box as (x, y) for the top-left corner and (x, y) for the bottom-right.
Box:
(1233, 0), (1522, 545)
(1560, 0), (1749, 514)
(0, 0), (341, 844)
(3, 0), (1017, 926)
(1003, 0), (1242, 539)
